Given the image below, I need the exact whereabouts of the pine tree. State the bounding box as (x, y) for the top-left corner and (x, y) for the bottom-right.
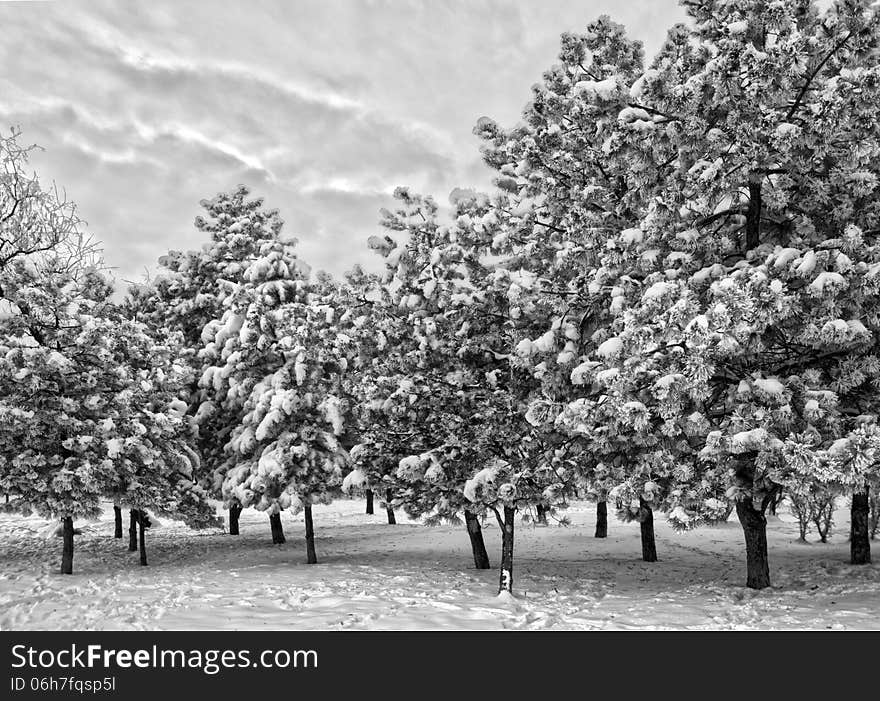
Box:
(0, 266), (117, 574)
(202, 240), (353, 563)
(0, 131), (106, 574)
(0, 261), (217, 573)
(482, 0), (880, 588)
(350, 187), (580, 592)
(342, 194), (494, 564)
(127, 185), (291, 535)
(472, 18), (656, 556)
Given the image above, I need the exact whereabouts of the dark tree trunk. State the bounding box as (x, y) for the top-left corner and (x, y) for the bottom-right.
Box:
(365, 489), (374, 515)
(871, 494), (879, 540)
(229, 504), (242, 536)
(385, 489), (396, 525)
(498, 506), (516, 595)
(138, 511), (148, 567)
(811, 497), (834, 544)
(536, 504), (548, 525)
(270, 513), (285, 544)
(595, 500), (608, 538)
(464, 510), (491, 569)
(61, 516), (74, 575)
(768, 488), (783, 517)
(128, 509), (138, 551)
(736, 499), (771, 589)
(746, 179), (762, 250)
(304, 504), (317, 564)
(113, 505), (123, 538)
(851, 489), (872, 565)
(639, 498), (657, 562)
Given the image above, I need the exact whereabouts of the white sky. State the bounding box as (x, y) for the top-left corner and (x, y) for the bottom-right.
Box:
(0, 0), (686, 285)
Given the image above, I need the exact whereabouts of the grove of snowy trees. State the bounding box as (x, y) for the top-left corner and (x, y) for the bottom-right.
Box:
(2, 0), (880, 591)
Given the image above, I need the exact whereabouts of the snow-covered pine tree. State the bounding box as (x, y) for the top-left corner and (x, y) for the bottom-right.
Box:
(354, 187), (579, 592)
(342, 192), (493, 562)
(442, 190), (586, 589)
(331, 265), (404, 526)
(105, 319), (220, 566)
(472, 18), (655, 554)
(128, 185), (290, 535)
(202, 239), (354, 563)
(197, 236), (309, 545)
(0, 260), (218, 573)
(0, 130), (107, 574)
(483, 0), (880, 588)
(0, 265), (116, 574)
(355, 189), (515, 567)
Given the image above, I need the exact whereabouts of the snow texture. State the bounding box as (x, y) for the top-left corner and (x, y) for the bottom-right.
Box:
(2, 500), (877, 630)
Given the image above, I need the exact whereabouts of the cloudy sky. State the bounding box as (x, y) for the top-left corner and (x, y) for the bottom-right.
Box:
(0, 0), (685, 285)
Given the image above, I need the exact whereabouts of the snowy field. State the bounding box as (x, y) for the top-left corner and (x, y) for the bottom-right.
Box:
(1, 499), (878, 630)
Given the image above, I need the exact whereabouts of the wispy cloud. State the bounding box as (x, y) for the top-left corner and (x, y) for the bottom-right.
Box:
(0, 0), (685, 284)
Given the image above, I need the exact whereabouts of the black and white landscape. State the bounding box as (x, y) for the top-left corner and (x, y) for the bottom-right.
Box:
(1, 0), (879, 631)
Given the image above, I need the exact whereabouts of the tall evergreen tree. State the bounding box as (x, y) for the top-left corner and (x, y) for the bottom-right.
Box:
(482, 0), (880, 588)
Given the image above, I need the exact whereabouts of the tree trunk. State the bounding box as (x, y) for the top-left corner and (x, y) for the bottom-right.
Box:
(464, 510), (491, 569)
(851, 489), (871, 565)
(113, 505), (123, 538)
(746, 179), (762, 250)
(270, 512), (285, 544)
(61, 516), (74, 575)
(870, 494), (879, 540)
(304, 504), (317, 564)
(365, 489), (374, 515)
(595, 500), (608, 538)
(639, 498), (657, 562)
(736, 499), (771, 589)
(128, 509), (138, 551)
(536, 504), (548, 525)
(498, 506), (516, 595)
(229, 504), (242, 536)
(812, 499), (834, 544)
(385, 489), (396, 525)
(138, 511), (148, 567)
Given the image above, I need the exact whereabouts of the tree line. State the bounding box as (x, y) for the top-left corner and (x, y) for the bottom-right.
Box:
(2, 0), (880, 592)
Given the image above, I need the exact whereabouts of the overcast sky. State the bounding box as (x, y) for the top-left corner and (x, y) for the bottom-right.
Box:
(0, 0), (685, 285)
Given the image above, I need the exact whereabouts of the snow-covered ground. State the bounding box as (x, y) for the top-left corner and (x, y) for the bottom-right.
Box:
(1, 499), (877, 630)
